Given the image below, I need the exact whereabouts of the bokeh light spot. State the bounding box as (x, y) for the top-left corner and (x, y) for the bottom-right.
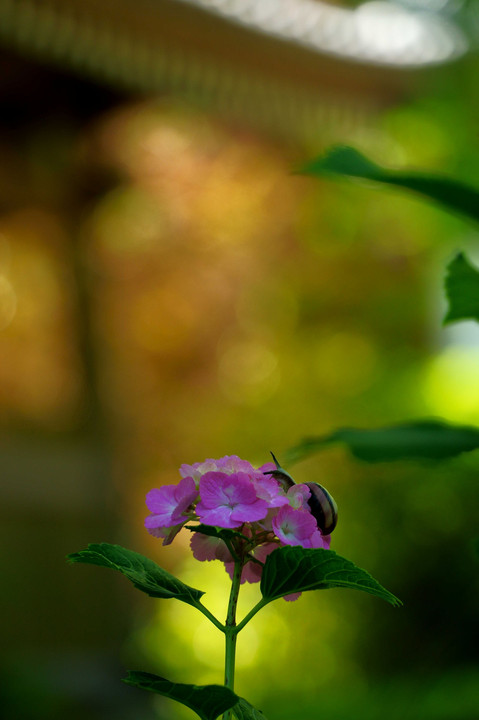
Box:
(218, 339), (280, 405)
(422, 347), (479, 422)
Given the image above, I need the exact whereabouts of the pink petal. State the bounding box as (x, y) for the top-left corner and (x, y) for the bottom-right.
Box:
(179, 458), (220, 482)
(216, 456), (256, 474)
(198, 472), (261, 513)
(145, 486), (177, 514)
(196, 504), (238, 528)
(223, 542), (278, 584)
(252, 473), (289, 508)
(190, 532), (233, 562)
(230, 498), (269, 523)
(258, 461), (276, 474)
(145, 476), (197, 528)
(272, 506), (318, 546)
(145, 512), (179, 529)
(172, 476), (198, 516)
(286, 484), (311, 510)
(147, 522), (184, 545)
(198, 472), (235, 508)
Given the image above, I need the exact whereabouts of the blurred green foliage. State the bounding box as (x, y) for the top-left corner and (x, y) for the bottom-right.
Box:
(299, 145), (479, 224)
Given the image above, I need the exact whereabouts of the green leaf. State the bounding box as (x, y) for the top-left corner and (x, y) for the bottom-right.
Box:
(299, 146), (479, 224)
(444, 252), (479, 324)
(123, 671), (238, 720)
(285, 420), (479, 464)
(232, 697), (269, 720)
(260, 547), (401, 607)
(67, 543), (204, 606)
(185, 524), (250, 543)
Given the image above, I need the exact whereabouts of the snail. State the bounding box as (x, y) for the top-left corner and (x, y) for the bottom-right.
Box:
(264, 452), (338, 535)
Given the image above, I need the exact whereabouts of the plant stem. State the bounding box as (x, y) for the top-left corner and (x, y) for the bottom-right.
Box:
(193, 601), (225, 632)
(222, 558), (243, 719)
(234, 597), (268, 634)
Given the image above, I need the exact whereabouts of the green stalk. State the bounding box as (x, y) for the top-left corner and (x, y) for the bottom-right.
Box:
(222, 558), (243, 720)
(234, 597), (268, 634)
(193, 601), (225, 632)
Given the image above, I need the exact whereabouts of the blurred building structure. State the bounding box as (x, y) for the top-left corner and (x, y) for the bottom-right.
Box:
(0, 0), (473, 145)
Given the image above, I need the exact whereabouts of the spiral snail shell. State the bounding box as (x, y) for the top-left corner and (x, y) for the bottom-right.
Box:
(264, 452), (338, 535)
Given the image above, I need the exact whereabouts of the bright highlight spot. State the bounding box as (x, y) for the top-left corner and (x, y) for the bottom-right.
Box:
(218, 339), (280, 405)
(423, 347), (479, 422)
(180, 0), (467, 67)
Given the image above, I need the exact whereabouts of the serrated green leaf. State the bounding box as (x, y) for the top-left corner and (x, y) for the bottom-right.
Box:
(123, 671), (238, 720)
(260, 547), (401, 607)
(285, 420), (479, 464)
(444, 252), (479, 324)
(299, 146), (479, 224)
(67, 543), (203, 606)
(232, 697), (269, 720)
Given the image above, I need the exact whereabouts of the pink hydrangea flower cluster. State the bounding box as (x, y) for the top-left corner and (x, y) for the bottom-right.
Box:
(145, 455), (331, 597)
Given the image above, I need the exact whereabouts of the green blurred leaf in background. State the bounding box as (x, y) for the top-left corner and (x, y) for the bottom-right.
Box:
(444, 252), (479, 325)
(286, 420), (479, 464)
(299, 145), (479, 225)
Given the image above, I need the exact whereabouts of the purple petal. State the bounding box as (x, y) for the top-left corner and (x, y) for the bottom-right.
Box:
(230, 498), (269, 523)
(199, 471), (258, 509)
(145, 486), (177, 514)
(258, 461), (276, 474)
(215, 455), (256, 474)
(145, 512), (179, 529)
(172, 476), (198, 514)
(196, 504), (238, 528)
(147, 522), (184, 545)
(286, 484), (311, 510)
(252, 473), (288, 507)
(306, 530), (331, 550)
(198, 472), (233, 508)
(272, 506), (318, 546)
(190, 533), (233, 562)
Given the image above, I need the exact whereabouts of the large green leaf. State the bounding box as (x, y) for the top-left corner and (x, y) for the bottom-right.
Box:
(67, 543), (204, 606)
(285, 420), (479, 464)
(123, 671), (238, 720)
(444, 252), (479, 324)
(300, 145), (479, 224)
(232, 697), (269, 720)
(260, 547), (401, 607)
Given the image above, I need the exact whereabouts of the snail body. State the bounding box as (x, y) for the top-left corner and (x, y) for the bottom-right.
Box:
(265, 452), (338, 535)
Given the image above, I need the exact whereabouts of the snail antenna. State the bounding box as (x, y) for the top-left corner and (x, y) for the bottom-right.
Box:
(270, 451), (281, 469)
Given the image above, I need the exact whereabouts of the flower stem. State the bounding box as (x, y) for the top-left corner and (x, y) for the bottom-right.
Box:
(234, 597), (269, 634)
(193, 601), (225, 632)
(222, 558), (243, 719)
